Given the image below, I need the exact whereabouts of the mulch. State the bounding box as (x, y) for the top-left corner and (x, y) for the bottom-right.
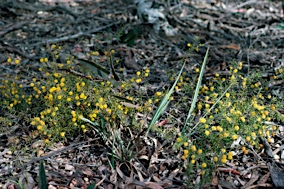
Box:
(0, 0), (283, 188)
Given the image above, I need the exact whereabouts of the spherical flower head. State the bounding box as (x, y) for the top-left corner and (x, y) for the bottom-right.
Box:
(183, 150), (189, 155)
(155, 92), (162, 97)
(232, 134), (238, 140)
(199, 117), (206, 124)
(201, 163), (207, 168)
(205, 130), (210, 136)
(246, 136), (251, 141)
(15, 59), (20, 65)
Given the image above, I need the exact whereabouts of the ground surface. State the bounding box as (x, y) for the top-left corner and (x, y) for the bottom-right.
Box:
(0, 0), (284, 188)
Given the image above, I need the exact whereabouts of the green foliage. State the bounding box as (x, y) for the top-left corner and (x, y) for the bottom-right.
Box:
(39, 161), (48, 189)
(1, 40), (283, 188)
(87, 183), (96, 189)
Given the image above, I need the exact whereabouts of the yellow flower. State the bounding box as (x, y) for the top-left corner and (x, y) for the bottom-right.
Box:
(217, 126), (223, 132)
(201, 163), (207, 168)
(155, 92), (162, 96)
(191, 145), (197, 152)
(197, 149), (202, 154)
(199, 117), (206, 123)
(80, 93), (86, 99)
(205, 130), (210, 136)
(37, 125), (43, 131)
(246, 136), (251, 141)
(228, 151), (233, 156)
(176, 138), (181, 143)
(231, 134), (238, 140)
(223, 132), (229, 138)
(60, 132), (65, 137)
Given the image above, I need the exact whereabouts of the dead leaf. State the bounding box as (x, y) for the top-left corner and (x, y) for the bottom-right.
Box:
(120, 102), (140, 109)
(37, 149), (45, 157)
(156, 120), (168, 126)
(221, 44), (241, 50)
(221, 61), (226, 71)
(7, 184), (15, 189)
(81, 167), (94, 177)
(241, 171), (259, 189)
(210, 175), (219, 186)
(144, 182), (163, 189)
(123, 48), (141, 71)
(258, 172), (270, 184)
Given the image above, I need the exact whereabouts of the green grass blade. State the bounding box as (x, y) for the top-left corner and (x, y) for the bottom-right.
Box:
(182, 47), (210, 134)
(38, 161), (48, 189)
(87, 183), (96, 189)
(187, 81), (234, 137)
(79, 117), (107, 142)
(146, 61), (186, 136)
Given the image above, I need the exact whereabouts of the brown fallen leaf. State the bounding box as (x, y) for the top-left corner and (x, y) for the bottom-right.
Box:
(144, 182), (163, 189)
(241, 171), (259, 189)
(258, 172), (270, 184)
(219, 44), (241, 50)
